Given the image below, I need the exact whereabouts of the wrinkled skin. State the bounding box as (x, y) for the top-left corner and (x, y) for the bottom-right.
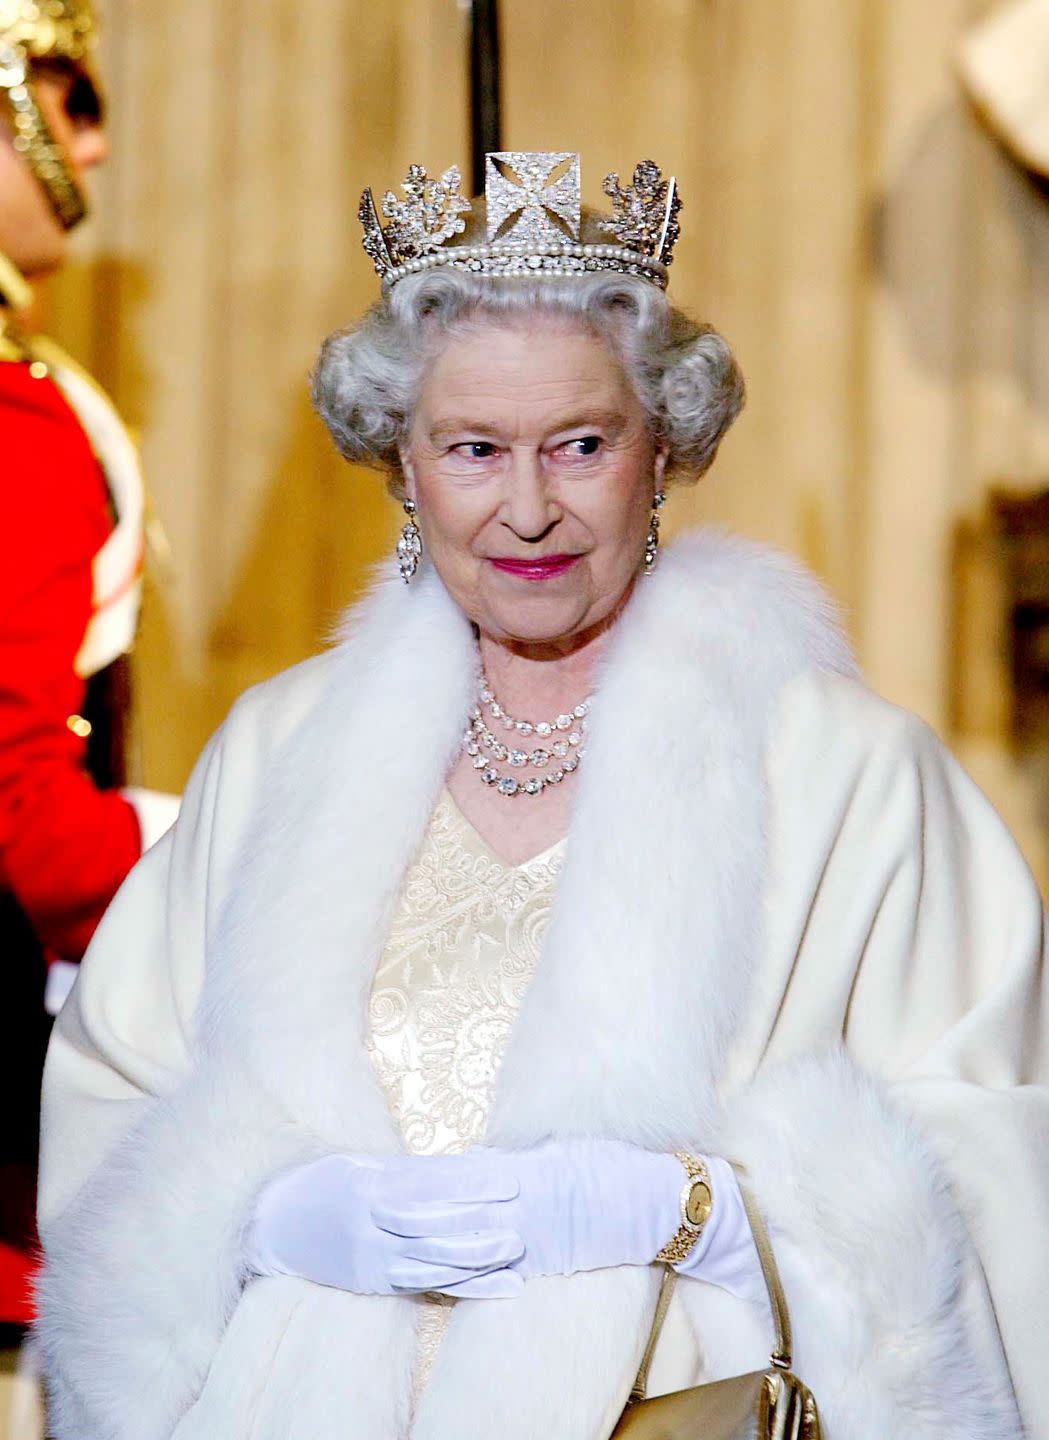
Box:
(400, 316), (666, 863)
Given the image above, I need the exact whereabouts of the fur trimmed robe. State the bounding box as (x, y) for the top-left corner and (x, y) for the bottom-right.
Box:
(35, 532), (1047, 1440)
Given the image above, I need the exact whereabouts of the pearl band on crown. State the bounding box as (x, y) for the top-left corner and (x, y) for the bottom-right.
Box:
(379, 242), (670, 293)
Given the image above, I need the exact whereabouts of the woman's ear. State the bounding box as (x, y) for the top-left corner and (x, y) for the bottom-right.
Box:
(399, 448), (417, 504)
(654, 446), (669, 487)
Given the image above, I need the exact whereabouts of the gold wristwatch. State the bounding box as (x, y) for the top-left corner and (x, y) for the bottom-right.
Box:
(655, 1151), (713, 1265)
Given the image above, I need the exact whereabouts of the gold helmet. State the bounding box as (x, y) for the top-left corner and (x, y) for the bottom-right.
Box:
(0, 0), (102, 230)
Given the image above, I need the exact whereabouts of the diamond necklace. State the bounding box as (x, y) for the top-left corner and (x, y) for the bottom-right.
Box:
(461, 674), (591, 798)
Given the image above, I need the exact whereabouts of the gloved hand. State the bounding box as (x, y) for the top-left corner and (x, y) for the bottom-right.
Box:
(371, 1140), (680, 1278)
(245, 1153), (525, 1298)
(372, 1141), (766, 1302)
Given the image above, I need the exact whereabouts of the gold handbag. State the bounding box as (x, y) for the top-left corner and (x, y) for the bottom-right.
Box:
(612, 1183), (821, 1439)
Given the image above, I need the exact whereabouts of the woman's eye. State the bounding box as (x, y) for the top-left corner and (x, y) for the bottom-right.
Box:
(452, 442), (497, 460)
(563, 436), (602, 457)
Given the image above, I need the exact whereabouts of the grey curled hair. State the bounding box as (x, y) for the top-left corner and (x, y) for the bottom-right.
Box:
(311, 269), (745, 498)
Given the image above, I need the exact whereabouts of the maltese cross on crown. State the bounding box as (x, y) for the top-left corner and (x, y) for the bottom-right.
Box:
(484, 152), (581, 247)
(358, 150), (682, 292)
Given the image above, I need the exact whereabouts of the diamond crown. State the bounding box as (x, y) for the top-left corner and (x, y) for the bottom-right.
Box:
(358, 151), (682, 294)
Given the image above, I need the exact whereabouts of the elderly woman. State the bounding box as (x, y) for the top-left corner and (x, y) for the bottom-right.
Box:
(35, 153), (1047, 1440)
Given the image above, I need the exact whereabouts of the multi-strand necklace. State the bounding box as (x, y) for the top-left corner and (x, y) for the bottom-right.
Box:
(462, 674), (591, 798)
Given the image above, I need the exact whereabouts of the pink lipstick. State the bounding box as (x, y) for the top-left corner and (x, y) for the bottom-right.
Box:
(489, 554), (581, 582)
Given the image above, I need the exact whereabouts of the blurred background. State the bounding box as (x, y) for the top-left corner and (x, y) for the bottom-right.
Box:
(37, 0), (1049, 892)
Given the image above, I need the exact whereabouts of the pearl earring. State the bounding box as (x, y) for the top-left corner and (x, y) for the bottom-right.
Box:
(397, 499), (422, 583)
(644, 490), (666, 575)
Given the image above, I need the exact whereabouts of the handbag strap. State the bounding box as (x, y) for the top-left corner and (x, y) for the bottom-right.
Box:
(628, 1173), (793, 1404)
(738, 1180), (792, 1371)
(628, 1266), (678, 1403)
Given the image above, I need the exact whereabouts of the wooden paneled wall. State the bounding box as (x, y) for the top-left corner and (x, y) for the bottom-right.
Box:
(43, 0), (1049, 885)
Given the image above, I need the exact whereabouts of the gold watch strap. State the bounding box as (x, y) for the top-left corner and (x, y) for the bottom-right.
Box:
(654, 1151), (711, 1265)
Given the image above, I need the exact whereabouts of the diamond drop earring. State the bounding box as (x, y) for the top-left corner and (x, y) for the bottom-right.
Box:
(644, 490), (666, 575)
(397, 499), (422, 583)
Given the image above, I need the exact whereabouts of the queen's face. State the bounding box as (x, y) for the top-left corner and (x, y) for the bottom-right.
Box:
(401, 318), (664, 651)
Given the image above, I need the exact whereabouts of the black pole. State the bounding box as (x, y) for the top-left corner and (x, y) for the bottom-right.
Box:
(469, 0), (502, 195)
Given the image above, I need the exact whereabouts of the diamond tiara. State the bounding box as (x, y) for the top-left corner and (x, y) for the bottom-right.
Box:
(359, 151), (682, 294)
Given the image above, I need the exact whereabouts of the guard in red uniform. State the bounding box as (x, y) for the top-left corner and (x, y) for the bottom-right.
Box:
(0, 0), (178, 1365)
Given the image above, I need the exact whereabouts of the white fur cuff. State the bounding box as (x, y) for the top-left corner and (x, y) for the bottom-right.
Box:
(717, 1051), (1021, 1440)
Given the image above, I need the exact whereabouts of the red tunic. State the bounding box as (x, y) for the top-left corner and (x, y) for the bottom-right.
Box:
(0, 359), (143, 1325)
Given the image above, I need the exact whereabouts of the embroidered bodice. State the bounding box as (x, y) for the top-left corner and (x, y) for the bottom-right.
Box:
(366, 792), (565, 1405)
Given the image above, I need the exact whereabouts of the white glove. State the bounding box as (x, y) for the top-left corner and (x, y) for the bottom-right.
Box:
(374, 1140), (679, 1278)
(245, 1153), (525, 1298)
(373, 1141), (767, 1302)
(671, 1155), (770, 1309)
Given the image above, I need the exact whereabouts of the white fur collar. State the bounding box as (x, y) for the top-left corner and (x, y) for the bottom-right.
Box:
(195, 528), (855, 1440)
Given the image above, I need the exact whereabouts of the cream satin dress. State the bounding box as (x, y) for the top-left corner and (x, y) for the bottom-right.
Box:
(365, 792), (565, 1408)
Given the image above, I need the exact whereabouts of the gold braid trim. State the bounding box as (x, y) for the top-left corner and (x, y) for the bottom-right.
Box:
(1, 75), (86, 228)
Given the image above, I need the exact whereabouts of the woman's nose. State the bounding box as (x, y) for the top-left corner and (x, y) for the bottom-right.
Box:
(504, 451), (559, 541)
